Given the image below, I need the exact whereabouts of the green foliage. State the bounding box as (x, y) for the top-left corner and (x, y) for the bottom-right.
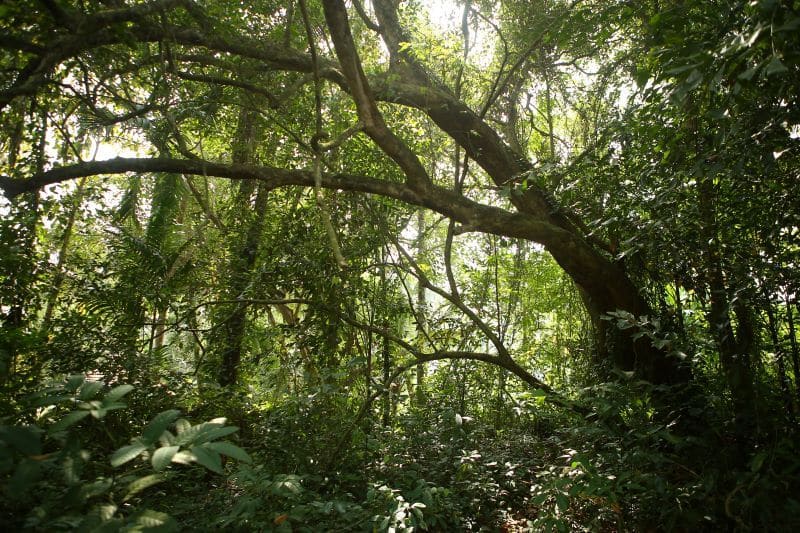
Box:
(219, 462), (461, 532)
(520, 377), (800, 532)
(220, 467), (363, 531)
(0, 376), (248, 531)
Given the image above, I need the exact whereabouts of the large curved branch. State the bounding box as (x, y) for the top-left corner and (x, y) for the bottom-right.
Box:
(1, 18), (645, 316)
(368, 75), (649, 312)
(357, 1), (655, 323)
(0, 13), (344, 113)
(0, 1), (204, 112)
(0, 157), (570, 247)
(0, 0), (575, 246)
(0, 156), (639, 316)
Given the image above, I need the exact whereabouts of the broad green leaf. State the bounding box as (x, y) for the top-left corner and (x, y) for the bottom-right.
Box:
(82, 400), (103, 410)
(151, 446), (179, 471)
(204, 441), (251, 463)
(764, 56), (788, 76)
(172, 423), (206, 445)
(78, 381), (104, 401)
(104, 384), (134, 403)
(124, 473), (164, 501)
(174, 423), (237, 446)
(125, 509), (178, 532)
(29, 394), (71, 408)
(195, 425), (239, 444)
(174, 418), (191, 435)
(79, 477), (113, 500)
(94, 402), (128, 418)
(411, 506), (424, 522)
(170, 450), (195, 465)
(738, 65), (759, 81)
(111, 442), (148, 467)
(556, 493), (569, 512)
(96, 503), (118, 521)
(49, 410), (90, 434)
(189, 445), (223, 473)
(142, 410), (181, 445)
(66, 374), (86, 392)
(158, 430), (176, 447)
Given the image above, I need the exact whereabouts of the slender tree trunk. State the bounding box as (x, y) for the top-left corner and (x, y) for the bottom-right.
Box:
(413, 209), (427, 406)
(496, 370), (506, 419)
(698, 177), (755, 426)
(786, 297), (800, 403)
(366, 323), (373, 429)
(765, 297), (793, 416)
(381, 322), (392, 426)
(217, 106), (267, 387)
(544, 67), (556, 166)
(380, 263), (392, 426)
(674, 282), (686, 339)
(153, 307), (167, 351)
(42, 176), (89, 328)
(458, 361), (467, 415)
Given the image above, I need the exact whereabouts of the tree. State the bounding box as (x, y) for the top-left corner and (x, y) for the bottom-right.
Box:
(0, 0), (695, 391)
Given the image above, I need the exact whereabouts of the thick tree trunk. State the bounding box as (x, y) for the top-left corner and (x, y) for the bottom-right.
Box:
(381, 326), (392, 426)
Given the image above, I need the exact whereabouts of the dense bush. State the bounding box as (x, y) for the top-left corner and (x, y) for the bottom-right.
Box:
(0, 376), (249, 531)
